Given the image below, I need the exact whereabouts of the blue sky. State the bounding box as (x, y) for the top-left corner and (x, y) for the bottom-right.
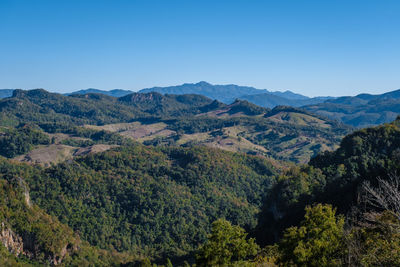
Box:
(1, 0), (399, 96)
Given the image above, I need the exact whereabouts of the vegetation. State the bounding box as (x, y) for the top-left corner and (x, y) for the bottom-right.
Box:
(0, 158), (133, 266)
(2, 89), (400, 265)
(0, 125), (50, 158)
(278, 204), (344, 266)
(0, 143), (276, 263)
(0, 89), (351, 163)
(196, 219), (259, 266)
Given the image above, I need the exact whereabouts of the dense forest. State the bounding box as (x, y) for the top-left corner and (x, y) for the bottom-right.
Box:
(1, 90), (400, 266)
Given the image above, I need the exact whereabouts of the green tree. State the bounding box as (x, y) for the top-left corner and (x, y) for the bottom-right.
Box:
(278, 204), (344, 267)
(196, 219), (259, 266)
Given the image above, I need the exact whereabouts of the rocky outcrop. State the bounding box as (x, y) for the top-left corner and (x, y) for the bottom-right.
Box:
(0, 222), (24, 256)
(0, 178), (79, 265)
(16, 176), (31, 207)
(1, 222), (78, 265)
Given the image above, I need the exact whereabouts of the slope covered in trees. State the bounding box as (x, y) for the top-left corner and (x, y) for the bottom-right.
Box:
(0, 158), (137, 266)
(258, 117), (400, 245)
(0, 143), (277, 263)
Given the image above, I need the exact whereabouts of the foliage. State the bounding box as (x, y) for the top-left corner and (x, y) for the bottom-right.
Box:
(0, 244), (30, 267)
(278, 204), (344, 267)
(0, 125), (50, 158)
(196, 219), (259, 266)
(258, 119), (400, 244)
(341, 212), (400, 267)
(0, 160), (77, 264)
(0, 158), (140, 266)
(0, 144), (276, 261)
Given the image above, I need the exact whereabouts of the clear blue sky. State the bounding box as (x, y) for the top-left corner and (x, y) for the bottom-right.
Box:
(1, 0), (399, 96)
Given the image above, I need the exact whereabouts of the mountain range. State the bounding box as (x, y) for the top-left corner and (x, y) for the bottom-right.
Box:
(139, 81), (314, 103)
(1, 82), (400, 127)
(303, 89), (400, 127)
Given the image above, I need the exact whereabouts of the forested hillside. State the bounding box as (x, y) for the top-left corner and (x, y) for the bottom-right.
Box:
(254, 117), (400, 265)
(2, 115), (399, 266)
(0, 158), (138, 266)
(0, 142), (277, 265)
(0, 89), (350, 163)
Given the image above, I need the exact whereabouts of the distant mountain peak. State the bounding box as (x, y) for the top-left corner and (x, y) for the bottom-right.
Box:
(195, 81), (211, 86)
(67, 88), (133, 98)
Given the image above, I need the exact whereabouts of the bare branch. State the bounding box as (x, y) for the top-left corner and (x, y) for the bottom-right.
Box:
(362, 173), (400, 221)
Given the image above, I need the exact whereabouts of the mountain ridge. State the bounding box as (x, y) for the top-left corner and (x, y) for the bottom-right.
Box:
(304, 88), (400, 127)
(138, 81), (313, 103)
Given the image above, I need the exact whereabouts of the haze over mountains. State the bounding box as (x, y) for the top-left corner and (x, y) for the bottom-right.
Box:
(1, 81), (400, 127)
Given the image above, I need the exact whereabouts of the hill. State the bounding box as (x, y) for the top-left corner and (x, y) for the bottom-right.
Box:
(239, 93), (333, 108)
(0, 157), (137, 266)
(0, 89), (216, 126)
(87, 102), (350, 163)
(0, 89), (350, 163)
(67, 88), (133, 97)
(303, 89), (400, 127)
(0, 143), (277, 263)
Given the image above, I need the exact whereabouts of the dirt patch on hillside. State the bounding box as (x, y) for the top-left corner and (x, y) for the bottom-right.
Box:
(13, 144), (118, 167)
(13, 145), (76, 167)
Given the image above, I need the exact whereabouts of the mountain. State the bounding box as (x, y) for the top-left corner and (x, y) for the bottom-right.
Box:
(0, 89), (14, 98)
(138, 81), (335, 108)
(118, 91), (215, 116)
(139, 81), (314, 104)
(303, 89), (400, 127)
(268, 90), (309, 100)
(67, 88), (133, 97)
(139, 81), (267, 103)
(0, 89), (217, 126)
(239, 93), (334, 108)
